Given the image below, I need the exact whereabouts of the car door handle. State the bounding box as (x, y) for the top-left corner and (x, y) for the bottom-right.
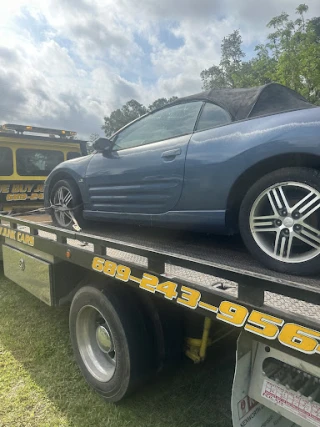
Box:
(161, 148), (182, 159)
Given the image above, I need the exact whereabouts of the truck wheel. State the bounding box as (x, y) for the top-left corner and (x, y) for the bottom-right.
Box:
(138, 295), (184, 372)
(153, 299), (184, 368)
(239, 167), (320, 275)
(69, 284), (154, 402)
(49, 179), (84, 229)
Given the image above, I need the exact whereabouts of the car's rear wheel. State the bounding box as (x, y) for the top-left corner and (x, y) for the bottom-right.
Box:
(49, 179), (84, 229)
(239, 167), (320, 276)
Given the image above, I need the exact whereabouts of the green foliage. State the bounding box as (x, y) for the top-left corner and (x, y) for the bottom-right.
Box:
(200, 4), (320, 105)
(201, 30), (245, 89)
(102, 99), (147, 137)
(103, 97), (178, 137)
(220, 30), (245, 88)
(148, 96), (179, 111)
(200, 65), (229, 90)
(233, 45), (277, 87)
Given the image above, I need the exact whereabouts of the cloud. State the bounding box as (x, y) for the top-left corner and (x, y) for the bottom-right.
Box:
(0, 71), (28, 119)
(120, 0), (224, 21)
(0, 0), (319, 139)
(0, 46), (19, 63)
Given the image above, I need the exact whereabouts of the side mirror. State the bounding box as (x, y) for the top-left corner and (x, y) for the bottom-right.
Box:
(93, 137), (113, 153)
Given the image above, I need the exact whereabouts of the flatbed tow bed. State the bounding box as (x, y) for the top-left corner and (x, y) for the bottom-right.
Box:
(1, 213), (320, 427)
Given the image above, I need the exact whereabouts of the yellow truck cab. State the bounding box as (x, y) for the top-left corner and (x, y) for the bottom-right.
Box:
(0, 124), (87, 212)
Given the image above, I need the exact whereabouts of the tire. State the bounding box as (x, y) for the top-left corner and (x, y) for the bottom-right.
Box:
(49, 179), (84, 229)
(69, 283), (155, 402)
(155, 299), (184, 367)
(239, 167), (320, 276)
(139, 296), (184, 371)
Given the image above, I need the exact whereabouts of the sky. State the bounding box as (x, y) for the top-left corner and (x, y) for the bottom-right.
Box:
(0, 0), (319, 140)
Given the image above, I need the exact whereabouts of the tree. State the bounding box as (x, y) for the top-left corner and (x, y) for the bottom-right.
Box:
(200, 4), (320, 104)
(220, 30), (245, 87)
(200, 30), (245, 89)
(233, 45), (277, 88)
(200, 65), (229, 90)
(102, 99), (147, 137)
(264, 4), (320, 103)
(148, 96), (178, 111)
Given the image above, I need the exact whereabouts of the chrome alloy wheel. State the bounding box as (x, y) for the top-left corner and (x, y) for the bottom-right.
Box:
(53, 186), (73, 227)
(250, 182), (320, 263)
(76, 305), (116, 382)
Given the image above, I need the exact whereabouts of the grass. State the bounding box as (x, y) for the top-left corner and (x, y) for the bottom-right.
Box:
(0, 269), (235, 427)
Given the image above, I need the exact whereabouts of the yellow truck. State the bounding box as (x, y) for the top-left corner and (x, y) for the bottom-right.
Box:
(0, 124), (87, 212)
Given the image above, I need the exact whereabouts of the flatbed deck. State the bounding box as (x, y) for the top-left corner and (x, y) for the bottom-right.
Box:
(15, 214), (320, 286)
(4, 213), (320, 326)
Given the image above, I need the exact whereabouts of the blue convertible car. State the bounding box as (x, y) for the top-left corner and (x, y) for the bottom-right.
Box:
(45, 83), (320, 276)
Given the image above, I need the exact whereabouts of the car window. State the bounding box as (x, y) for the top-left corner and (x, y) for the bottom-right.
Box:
(67, 151), (81, 160)
(114, 101), (203, 151)
(0, 147), (13, 176)
(16, 149), (64, 176)
(196, 103), (231, 132)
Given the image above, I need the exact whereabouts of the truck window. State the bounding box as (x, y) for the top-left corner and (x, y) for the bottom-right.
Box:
(16, 149), (64, 176)
(67, 152), (81, 160)
(0, 147), (13, 176)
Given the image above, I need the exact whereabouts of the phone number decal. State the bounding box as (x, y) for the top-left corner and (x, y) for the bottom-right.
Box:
(92, 256), (320, 356)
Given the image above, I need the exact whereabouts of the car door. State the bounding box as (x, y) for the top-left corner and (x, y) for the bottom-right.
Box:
(85, 101), (203, 214)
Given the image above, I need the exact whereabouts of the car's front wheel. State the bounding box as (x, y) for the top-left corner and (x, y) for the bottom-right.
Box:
(49, 179), (84, 229)
(239, 167), (320, 276)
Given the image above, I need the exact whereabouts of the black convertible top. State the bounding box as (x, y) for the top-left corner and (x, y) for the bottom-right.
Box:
(174, 83), (314, 121)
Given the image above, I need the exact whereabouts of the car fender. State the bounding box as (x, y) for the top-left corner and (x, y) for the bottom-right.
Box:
(44, 154), (94, 207)
(177, 107), (320, 212)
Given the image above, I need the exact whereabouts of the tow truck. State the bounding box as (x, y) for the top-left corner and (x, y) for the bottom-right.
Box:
(0, 124), (87, 212)
(0, 211), (320, 427)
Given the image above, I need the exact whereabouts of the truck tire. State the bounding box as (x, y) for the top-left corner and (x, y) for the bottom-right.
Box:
(139, 296), (184, 372)
(69, 283), (154, 402)
(153, 298), (184, 368)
